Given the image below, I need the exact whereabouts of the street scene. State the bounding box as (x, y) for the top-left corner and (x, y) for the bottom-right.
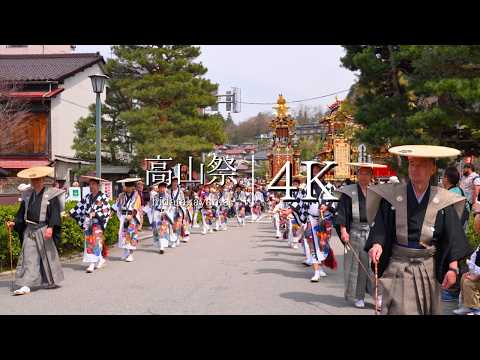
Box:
(0, 219), (375, 315)
(0, 45), (479, 315)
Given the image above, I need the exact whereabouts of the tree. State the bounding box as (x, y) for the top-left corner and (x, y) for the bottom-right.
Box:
(398, 45), (480, 155)
(226, 112), (272, 144)
(341, 45), (416, 152)
(298, 135), (324, 162)
(0, 81), (30, 123)
(72, 54), (140, 163)
(107, 45), (226, 168)
(341, 45), (480, 155)
(292, 104), (323, 125)
(225, 112), (234, 127)
(71, 103), (132, 164)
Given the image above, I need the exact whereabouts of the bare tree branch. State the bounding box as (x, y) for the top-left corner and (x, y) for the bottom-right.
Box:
(0, 80), (30, 123)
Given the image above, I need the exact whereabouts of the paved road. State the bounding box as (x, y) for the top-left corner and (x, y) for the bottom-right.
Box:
(0, 216), (456, 314)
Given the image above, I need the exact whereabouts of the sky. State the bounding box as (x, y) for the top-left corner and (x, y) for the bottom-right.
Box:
(75, 45), (357, 124)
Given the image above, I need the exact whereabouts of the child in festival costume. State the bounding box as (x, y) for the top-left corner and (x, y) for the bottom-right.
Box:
(234, 184), (247, 226)
(168, 177), (185, 247)
(251, 185), (264, 222)
(200, 184), (215, 235)
(70, 175), (111, 273)
(115, 178), (142, 262)
(209, 185), (221, 231)
(270, 197), (283, 238)
(287, 175), (306, 249)
(216, 185), (229, 231)
(151, 181), (171, 254)
(181, 187), (194, 242)
(299, 202), (337, 282)
(316, 204), (337, 270)
(279, 206), (292, 241)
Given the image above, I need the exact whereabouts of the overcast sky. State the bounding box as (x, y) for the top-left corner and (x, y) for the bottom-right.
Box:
(75, 45), (357, 123)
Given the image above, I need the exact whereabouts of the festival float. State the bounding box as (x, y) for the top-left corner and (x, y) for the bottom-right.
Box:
(317, 98), (396, 182)
(267, 95), (301, 183)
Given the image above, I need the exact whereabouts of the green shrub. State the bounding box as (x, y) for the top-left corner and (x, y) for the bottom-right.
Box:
(58, 217), (84, 256)
(0, 199), (120, 270)
(466, 213), (480, 250)
(105, 211), (120, 246)
(0, 203), (21, 270)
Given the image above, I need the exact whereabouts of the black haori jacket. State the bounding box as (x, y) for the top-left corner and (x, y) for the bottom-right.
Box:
(365, 182), (472, 283)
(14, 187), (64, 247)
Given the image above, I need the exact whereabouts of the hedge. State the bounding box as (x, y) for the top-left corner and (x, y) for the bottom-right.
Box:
(466, 213), (480, 250)
(0, 200), (120, 270)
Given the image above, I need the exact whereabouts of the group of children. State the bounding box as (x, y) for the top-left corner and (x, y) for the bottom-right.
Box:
(69, 175), (271, 270)
(269, 173), (338, 283)
(126, 177), (272, 258)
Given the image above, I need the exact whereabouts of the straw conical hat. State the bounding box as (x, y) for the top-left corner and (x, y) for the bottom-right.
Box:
(117, 177), (142, 184)
(346, 162), (387, 169)
(80, 175), (107, 182)
(17, 166), (54, 179)
(388, 145), (460, 158)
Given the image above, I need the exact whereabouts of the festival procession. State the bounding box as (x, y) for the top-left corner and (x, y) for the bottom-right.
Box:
(0, 45), (480, 316)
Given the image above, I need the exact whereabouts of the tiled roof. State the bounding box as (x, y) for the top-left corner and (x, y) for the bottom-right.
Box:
(0, 158), (51, 169)
(0, 53), (104, 81)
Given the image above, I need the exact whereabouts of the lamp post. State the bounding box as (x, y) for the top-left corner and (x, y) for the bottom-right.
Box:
(89, 74), (109, 178)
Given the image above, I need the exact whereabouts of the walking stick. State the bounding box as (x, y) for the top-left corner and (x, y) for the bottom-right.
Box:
(0, 224), (2, 274)
(6, 222), (15, 292)
(374, 261), (379, 316)
(344, 242), (374, 282)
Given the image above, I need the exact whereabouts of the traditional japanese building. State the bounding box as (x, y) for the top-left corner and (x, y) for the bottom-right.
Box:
(317, 98), (396, 182)
(267, 95), (301, 182)
(0, 52), (106, 204)
(317, 98), (359, 181)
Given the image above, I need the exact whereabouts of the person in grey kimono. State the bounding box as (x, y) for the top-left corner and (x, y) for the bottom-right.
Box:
(6, 166), (65, 296)
(335, 162), (387, 309)
(366, 145), (471, 315)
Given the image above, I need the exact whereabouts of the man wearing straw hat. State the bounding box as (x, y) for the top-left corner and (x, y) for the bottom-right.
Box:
(114, 177), (143, 262)
(335, 162), (386, 309)
(366, 145), (471, 315)
(69, 175), (112, 273)
(6, 166), (65, 296)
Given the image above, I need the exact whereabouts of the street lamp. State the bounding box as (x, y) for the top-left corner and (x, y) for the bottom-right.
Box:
(89, 74), (109, 178)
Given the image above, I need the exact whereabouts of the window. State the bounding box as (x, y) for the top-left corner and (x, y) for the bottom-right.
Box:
(6, 45), (28, 48)
(0, 112), (48, 155)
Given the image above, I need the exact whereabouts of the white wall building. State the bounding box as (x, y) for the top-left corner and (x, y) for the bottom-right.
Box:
(0, 52), (106, 189)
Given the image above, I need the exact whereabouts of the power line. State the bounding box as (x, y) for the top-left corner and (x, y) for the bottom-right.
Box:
(59, 88), (351, 111)
(240, 89), (350, 105)
(60, 98), (91, 110)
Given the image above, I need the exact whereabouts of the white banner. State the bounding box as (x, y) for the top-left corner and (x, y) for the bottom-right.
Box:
(102, 181), (113, 201)
(68, 187), (82, 202)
